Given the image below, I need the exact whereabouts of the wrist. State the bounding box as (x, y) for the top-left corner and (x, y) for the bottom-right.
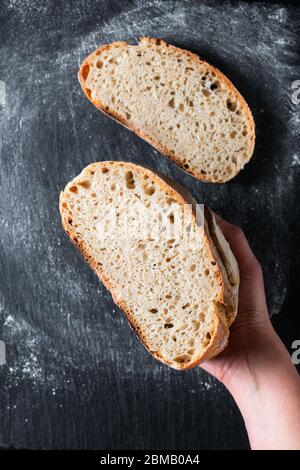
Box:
(224, 331), (300, 449)
(225, 328), (292, 397)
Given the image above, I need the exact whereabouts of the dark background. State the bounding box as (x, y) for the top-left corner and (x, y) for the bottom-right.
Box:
(0, 0), (299, 450)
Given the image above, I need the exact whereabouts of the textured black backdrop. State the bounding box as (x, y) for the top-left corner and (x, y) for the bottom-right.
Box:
(0, 0), (299, 450)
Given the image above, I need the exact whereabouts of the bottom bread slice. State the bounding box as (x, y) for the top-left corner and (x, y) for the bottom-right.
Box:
(59, 162), (239, 369)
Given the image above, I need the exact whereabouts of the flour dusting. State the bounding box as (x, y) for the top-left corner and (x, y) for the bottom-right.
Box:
(4, 315), (43, 382)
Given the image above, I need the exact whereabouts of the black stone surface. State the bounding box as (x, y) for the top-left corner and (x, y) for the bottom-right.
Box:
(0, 0), (299, 450)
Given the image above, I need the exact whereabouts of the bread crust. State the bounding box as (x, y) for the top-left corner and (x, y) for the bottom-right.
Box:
(60, 162), (239, 369)
(78, 37), (255, 183)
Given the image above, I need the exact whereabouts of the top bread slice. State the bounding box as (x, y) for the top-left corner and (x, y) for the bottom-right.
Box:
(78, 37), (255, 183)
(59, 161), (239, 369)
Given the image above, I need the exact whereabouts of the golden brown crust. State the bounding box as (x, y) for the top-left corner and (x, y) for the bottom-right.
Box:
(78, 37), (255, 183)
(203, 206), (239, 326)
(60, 162), (239, 369)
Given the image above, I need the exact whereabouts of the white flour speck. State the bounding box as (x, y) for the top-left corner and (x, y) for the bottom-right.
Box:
(291, 154), (300, 167)
(204, 382), (212, 391)
(4, 315), (14, 326)
(268, 8), (287, 23)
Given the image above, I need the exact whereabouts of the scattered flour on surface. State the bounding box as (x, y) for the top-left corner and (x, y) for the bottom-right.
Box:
(3, 314), (43, 382)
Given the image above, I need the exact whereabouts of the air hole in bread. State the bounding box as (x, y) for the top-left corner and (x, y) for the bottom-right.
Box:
(62, 202), (67, 209)
(96, 60), (103, 69)
(242, 127), (248, 136)
(78, 180), (91, 189)
(164, 323), (174, 329)
(125, 170), (135, 189)
(230, 130), (237, 139)
(179, 103), (184, 112)
(69, 185), (78, 194)
(168, 97), (175, 108)
(182, 303), (190, 310)
(149, 308), (158, 314)
(143, 185), (155, 196)
(174, 354), (191, 364)
(202, 89), (211, 97)
(190, 264), (196, 272)
(210, 81), (220, 91)
(169, 213), (174, 224)
(204, 269), (210, 276)
(226, 99), (237, 111)
(101, 167), (109, 174)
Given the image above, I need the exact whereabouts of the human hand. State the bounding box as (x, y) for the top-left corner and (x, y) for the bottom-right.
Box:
(201, 213), (300, 450)
(201, 213), (275, 388)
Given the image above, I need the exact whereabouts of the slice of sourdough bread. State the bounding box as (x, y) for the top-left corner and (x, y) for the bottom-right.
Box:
(78, 37), (255, 183)
(60, 162), (239, 369)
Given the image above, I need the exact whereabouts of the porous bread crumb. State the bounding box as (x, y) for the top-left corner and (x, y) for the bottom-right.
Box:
(79, 37), (255, 183)
(60, 162), (239, 369)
